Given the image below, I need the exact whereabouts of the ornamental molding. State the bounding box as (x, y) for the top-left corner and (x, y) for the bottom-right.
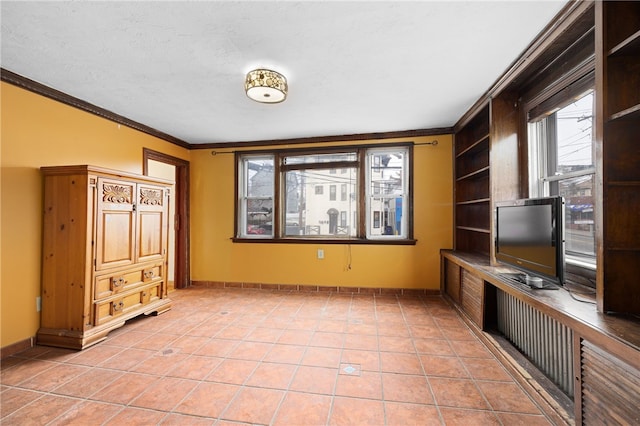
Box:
(140, 188), (163, 205)
(103, 185), (132, 204)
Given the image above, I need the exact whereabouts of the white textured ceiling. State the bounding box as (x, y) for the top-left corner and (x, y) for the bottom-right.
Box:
(1, 1), (567, 145)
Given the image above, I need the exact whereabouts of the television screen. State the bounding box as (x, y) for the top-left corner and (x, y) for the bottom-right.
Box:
(495, 197), (564, 285)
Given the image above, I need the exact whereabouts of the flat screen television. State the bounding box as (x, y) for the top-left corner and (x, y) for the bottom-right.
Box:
(495, 196), (565, 287)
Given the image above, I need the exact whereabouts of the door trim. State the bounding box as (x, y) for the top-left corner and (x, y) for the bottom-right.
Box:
(143, 148), (191, 289)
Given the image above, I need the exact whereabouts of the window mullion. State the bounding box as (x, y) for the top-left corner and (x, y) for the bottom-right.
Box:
(274, 153), (283, 238)
(358, 149), (367, 238)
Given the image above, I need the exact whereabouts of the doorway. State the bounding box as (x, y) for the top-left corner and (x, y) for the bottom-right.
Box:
(143, 148), (190, 289)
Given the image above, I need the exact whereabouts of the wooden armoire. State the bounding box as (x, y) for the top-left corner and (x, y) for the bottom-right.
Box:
(37, 165), (172, 349)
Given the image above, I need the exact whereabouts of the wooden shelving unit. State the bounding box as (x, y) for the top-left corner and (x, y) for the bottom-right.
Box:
(454, 104), (491, 256)
(596, 1), (640, 315)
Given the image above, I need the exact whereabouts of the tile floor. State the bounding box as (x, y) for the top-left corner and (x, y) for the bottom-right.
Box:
(1, 288), (554, 425)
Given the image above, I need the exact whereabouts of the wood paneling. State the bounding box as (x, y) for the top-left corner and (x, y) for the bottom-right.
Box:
(596, 0), (640, 315)
(580, 339), (640, 425)
(445, 259), (461, 303)
(461, 269), (483, 328)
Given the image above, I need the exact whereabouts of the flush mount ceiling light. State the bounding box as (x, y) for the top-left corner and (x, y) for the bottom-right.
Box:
(245, 68), (288, 103)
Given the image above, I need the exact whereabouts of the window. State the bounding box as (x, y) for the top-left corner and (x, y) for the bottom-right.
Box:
(236, 144), (413, 242)
(528, 88), (595, 268)
(238, 155), (274, 237)
(366, 148), (409, 237)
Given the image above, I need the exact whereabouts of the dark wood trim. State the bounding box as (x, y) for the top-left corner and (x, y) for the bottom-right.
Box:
(142, 149), (191, 289)
(1, 337), (33, 360)
(573, 333), (584, 424)
(454, 0), (594, 132)
(193, 128), (452, 150)
(1, 68), (191, 149)
(282, 160), (359, 172)
(594, 0), (606, 313)
(2, 68), (450, 151)
(407, 144), (415, 241)
(234, 143), (416, 242)
(231, 237), (418, 245)
(191, 280), (438, 295)
(238, 140), (416, 156)
(358, 149), (367, 237)
(524, 64), (595, 122)
(442, 250), (640, 359)
(233, 153), (241, 240)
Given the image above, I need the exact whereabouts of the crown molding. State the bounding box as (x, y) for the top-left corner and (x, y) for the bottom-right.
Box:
(1, 68), (192, 149)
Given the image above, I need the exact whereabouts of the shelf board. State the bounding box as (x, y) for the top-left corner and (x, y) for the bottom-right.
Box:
(607, 181), (640, 187)
(608, 29), (640, 57)
(608, 103), (640, 121)
(456, 166), (490, 182)
(456, 134), (489, 158)
(456, 226), (490, 234)
(456, 198), (490, 206)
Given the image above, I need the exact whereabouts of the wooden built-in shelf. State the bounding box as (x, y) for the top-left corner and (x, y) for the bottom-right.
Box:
(456, 198), (490, 205)
(607, 181), (640, 187)
(608, 28), (640, 56)
(456, 134), (489, 157)
(454, 103), (491, 256)
(456, 226), (490, 234)
(456, 166), (490, 182)
(598, 0), (640, 316)
(609, 103), (640, 121)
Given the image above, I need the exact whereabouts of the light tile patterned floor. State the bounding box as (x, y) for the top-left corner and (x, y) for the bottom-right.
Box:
(1, 287), (553, 425)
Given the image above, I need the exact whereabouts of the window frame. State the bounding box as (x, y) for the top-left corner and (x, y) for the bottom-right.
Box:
(526, 72), (597, 273)
(233, 143), (415, 245)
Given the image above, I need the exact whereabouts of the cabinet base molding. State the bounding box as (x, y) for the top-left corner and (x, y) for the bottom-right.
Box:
(36, 299), (172, 350)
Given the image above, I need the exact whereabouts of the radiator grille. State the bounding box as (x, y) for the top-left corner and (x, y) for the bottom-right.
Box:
(496, 289), (574, 397)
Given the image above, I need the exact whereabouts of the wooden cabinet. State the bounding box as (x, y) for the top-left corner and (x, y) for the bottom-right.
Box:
(442, 250), (640, 425)
(578, 339), (640, 425)
(454, 104), (491, 255)
(443, 256), (485, 329)
(461, 269), (484, 328)
(444, 258), (461, 303)
(37, 165), (172, 349)
(596, 1), (640, 315)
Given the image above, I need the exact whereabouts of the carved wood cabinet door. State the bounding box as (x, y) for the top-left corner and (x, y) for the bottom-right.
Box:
(95, 177), (136, 271)
(136, 183), (169, 265)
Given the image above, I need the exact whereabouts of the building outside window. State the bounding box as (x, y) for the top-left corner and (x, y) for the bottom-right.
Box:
(329, 185), (337, 201)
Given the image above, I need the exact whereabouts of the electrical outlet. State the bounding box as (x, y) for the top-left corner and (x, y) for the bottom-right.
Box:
(36, 296), (42, 312)
(317, 249), (324, 259)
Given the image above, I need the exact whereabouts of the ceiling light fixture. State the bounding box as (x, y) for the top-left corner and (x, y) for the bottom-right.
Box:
(245, 68), (287, 103)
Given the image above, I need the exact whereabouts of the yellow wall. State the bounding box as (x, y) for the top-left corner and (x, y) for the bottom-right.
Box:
(1, 82), (190, 348)
(1, 81), (454, 350)
(190, 136), (453, 289)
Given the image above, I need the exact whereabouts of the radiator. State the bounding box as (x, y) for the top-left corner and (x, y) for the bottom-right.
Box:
(496, 289), (574, 397)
